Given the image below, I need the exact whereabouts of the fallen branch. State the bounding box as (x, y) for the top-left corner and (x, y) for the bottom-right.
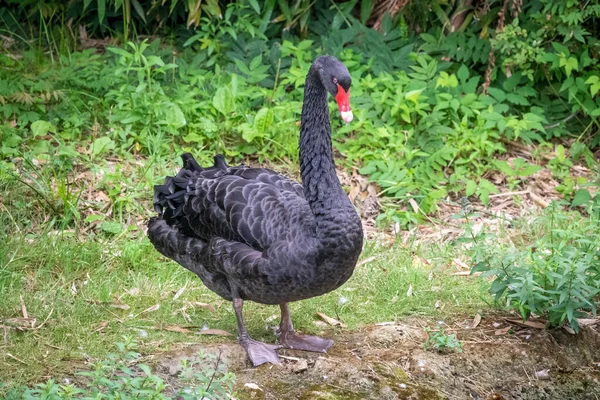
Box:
(6, 352), (27, 365)
(489, 190), (530, 198)
(544, 113), (577, 129)
(528, 192), (549, 208)
(34, 308), (54, 330)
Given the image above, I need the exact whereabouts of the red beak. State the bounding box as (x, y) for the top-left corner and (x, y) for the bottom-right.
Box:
(335, 84), (353, 123)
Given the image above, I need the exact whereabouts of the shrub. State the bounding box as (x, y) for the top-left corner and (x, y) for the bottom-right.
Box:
(468, 200), (600, 332)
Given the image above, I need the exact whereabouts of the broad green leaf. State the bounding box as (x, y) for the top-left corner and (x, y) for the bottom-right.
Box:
(231, 74), (238, 96)
(31, 120), (56, 137)
(248, 0), (260, 13)
(97, 0), (106, 24)
(570, 141), (586, 160)
(91, 136), (115, 158)
(119, 115), (141, 124)
(101, 221), (123, 234)
(131, 0), (147, 23)
(505, 93), (529, 106)
(471, 261), (490, 274)
(420, 33), (436, 43)
(564, 57), (578, 77)
(571, 189), (591, 207)
(405, 89), (424, 103)
(57, 144), (81, 158)
(436, 72), (458, 88)
(213, 87), (235, 116)
(493, 160), (515, 176)
(478, 179), (498, 207)
(249, 55), (262, 70)
(559, 76), (574, 93)
(183, 32), (203, 47)
(254, 108), (274, 135)
(164, 103), (186, 128)
(85, 214), (104, 223)
(360, 0), (374, 24)
(487, 87), (506, 102)
(518, 164), (542, 177)
(585, 75), (600, 96)
(457, 64), (469, 82)
(381, 12), (392, 34)
(146, 55), (165, 67)
(555, 144), (566, 162)
(106, 47), (131, 58)
(490, 279), (507, 298)
(551, 42), (569, 56)
(233, 58), (251, 75)
(240, 123), (258, 143)
(450, 99), (460, 111)
(542, 52), (559, 67)
(465, 180), (477, 196)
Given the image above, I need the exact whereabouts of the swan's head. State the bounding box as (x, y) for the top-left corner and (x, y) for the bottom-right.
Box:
(316, 56), (353, 123)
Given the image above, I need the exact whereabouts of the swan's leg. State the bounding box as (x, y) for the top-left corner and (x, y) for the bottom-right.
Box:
(232, 297), (281, 366)
(278, 303), (334, 353)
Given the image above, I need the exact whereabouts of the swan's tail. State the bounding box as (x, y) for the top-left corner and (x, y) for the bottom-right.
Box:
(153, 153), (228, 219)
(147, 216), (207, 270)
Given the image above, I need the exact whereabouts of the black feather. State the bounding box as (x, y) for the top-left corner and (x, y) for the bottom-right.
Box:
(148, 56), (363, 313)
(214, 154), (228, 170)
(181, 153), (203, 171)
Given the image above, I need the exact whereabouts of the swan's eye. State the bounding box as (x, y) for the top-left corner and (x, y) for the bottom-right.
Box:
(333, 78), (338, 84)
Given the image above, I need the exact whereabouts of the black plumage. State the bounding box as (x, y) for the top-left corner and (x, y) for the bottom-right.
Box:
(147, 56), (363, 366)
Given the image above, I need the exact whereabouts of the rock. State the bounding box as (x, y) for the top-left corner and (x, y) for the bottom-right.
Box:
(292, 359), (308, 373)
(535, 369), (551, 380)
(365, 323), (425, 346)
(157, 343), (247, 377)
(244, 383), (263, 391)
(242, 382), (265, 399)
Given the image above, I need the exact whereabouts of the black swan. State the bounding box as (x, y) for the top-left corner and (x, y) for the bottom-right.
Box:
(147, 56), (363, 366)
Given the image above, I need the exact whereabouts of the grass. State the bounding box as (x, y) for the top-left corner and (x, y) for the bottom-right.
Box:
(2, 151), (597, 395)
(1, 8), (599, 397)
(0, 214), (489, 389)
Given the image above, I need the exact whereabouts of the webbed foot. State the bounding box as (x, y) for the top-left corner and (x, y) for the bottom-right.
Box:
(241, 338), (281, 366)
(279, 331), (334, 353)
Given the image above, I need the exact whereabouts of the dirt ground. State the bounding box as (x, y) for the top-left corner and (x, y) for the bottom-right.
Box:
(156, 316), (600, 400)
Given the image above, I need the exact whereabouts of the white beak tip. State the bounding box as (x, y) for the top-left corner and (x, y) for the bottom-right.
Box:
(341, 110), (353, 123)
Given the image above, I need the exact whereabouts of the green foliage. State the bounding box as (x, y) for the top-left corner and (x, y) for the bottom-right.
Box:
(468, 201), (600, 332)
(2, 0), (600, 228)
(422, 0), (600, 144)
(493, 158), (542, 190)
(353, 55), (545, 217)
(423, 327), (463, 353)
(2, 155), (82, 229)
(3, 337), (236, 399)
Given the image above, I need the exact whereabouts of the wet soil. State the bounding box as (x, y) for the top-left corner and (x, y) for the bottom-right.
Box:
(156, 317), (600, 400)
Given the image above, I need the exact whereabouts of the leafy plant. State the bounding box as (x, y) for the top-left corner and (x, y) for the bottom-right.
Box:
(493, 158), (542, 190)
(423, 327), (463, 353)
(2, 0), (600, 229)
(3, 337), (236, 399)
(3, 153), (82, 229)
(469, 201), (600, 332)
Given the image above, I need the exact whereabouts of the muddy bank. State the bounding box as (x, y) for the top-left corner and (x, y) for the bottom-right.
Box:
(156, 317), (600, 399)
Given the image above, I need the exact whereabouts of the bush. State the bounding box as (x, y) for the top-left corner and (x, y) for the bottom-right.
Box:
(467, 200), (600, 332)
(1, 0), (600, 229)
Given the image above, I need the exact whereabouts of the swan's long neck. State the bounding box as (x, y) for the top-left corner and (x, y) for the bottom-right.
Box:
(299, 69), (354, 236)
